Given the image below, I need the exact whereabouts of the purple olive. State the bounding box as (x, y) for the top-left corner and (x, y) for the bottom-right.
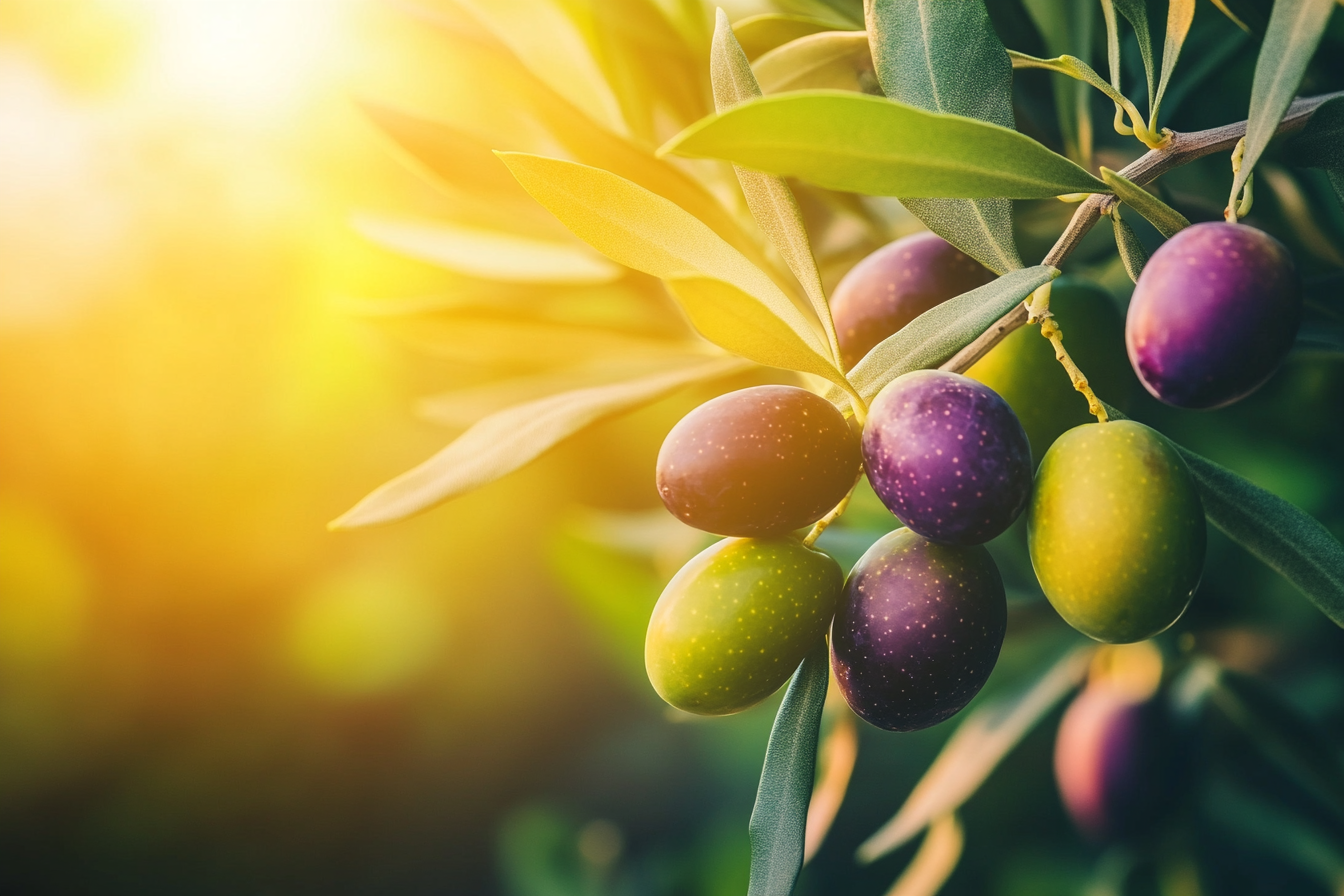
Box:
(1054, 683), (1179, 841)
(1126, 222), (1301, 409)
(831, 232), (995, 370)
(831, 528), (1006, 731)
(656, 385), (859, 537)
(862, 370), (1032, 546)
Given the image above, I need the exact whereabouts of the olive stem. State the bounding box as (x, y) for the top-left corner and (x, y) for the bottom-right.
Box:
(802, 473), (860, 548)
(940, 90), (1344, 377)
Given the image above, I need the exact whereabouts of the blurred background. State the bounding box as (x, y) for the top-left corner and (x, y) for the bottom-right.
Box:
(1, 1), (1342, 894)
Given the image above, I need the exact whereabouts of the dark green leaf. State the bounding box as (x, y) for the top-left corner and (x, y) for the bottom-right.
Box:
(1107, 0), (1155, 106)
(1021, 0), (1097, 160)
(858, 646), (1093, 861)
(1206, 780), (1344, 892)
(1295, 324), (1344, 357)
(1110, 209), (1148, 282)
(866, 0), (1024, 273)
(840, 266), (1058, 403)
(1229, 0), (1337, 205)
(1101, 167), (1192, 237)
(660, 93), (1107, 202)
(749, 639), (830, 896)
(1283, 96), (1344, 192)
(1176, 445), (1344, 628)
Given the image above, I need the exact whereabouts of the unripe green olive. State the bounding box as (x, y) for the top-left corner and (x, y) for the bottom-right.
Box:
(967, 281), (1134, 463)
(1028, 421), (1205, 643)
(645, 537), (842, 715)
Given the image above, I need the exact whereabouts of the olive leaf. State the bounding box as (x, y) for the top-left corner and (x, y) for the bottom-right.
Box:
(1229, 0), (1337, 208)
(711, 11), (843, 366)
(866, 0), (1024, 274)
(498, 152), (845, 381)
(1110, 208), (1149, 282)
(883, 814), (964, 896)
(660, 93), (1107, 201)
(1109, 0), (1155, 104)
(1099, 168), (1192, 237)
(753, 31), (876, 94)
(803, 710), (858, 864)
(1152, 0), (1197, 126)
(352, 215), (623, 284)
(331, 357), (751, 527)
(857, 646), (1094, 862)
(1174, 445), (1344, 628)
(749, 638), (830, 896)
(1283, 95), (1344, 210)
(732, 12), (854, 61)
(1206, 780), (1344, 892)
(1021, 0), (1096, 161)
(1008, 51), (1147, 133)
(837, 265), (1059, 404)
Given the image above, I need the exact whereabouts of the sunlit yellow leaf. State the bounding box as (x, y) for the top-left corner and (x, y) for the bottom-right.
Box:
(331, 358), (752, 527)
(732, 13), (851, 60)
(387, 316), (689, 369)
(883, 814), (964, 896)
(754, 31), (875, 94)
(353, 215), (622, 284)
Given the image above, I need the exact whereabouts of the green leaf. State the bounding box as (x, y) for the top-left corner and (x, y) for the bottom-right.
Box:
(497, 152), (843, 379)
(1207, 780), (1344, 892)
(711, 11), (843, 367)
(352, 215), (623, 284)
(1229, 0), (1337, 207)
(1110, 0), (1155, 104)
(749, 638), (830, 896)
(666, 278), (850, 389)
(1296, 324), (1344, 357)
(732, 13), (851, 60)
(1110, 209), (1149, 282)
(660, 93), (1107, 201)
(1100, 168), (1192, 237)
(866, 0), (1024, 274)
(1283, 95), (1344, 198)
(839, 266), (1059, 403)
(330, 358), (750, 527)
(754, 31), (876, 94)
(857, 646), (1093, 862)
(1173, 444), (1344, 628)
(1021, 0), (1097, 161)
(1152, 0), (1197, 125)
(883, 815), (965, 896)
(1008, 50), (1148, 134)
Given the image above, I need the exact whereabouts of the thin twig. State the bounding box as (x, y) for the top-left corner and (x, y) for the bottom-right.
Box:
(941, 91), (1343, 375)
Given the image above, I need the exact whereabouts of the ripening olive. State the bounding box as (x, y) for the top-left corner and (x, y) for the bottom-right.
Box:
(1127, 222), (1301, 409)
(863, 370), (1032, 546)
(1028, 421), (1205, 643)
(967, 280), (1135, 462)
(831, 528), (1006, 731)
(645, 537), (842, 715)
(656, 385), (859, 537)
(831, 232), (995, 370)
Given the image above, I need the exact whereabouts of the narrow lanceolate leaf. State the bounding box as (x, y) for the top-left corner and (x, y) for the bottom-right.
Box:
(749, 639), (829, 896)
(353, 215), (623, 284)
(498, 153), (842, 379)
(1100, 168), (1191, 237)
(858, 646), (1094, 862)
(753, 31), (876, 94)
(711, 11), (842, 367)
(866, 0), (1024, 274)
(732, 13), (855, 61)
(1152, 0), (1197, 124)
(1110, 209), (1149, 282)
(838, 266), (1059, 403)
(661, 93), (1107, 201)
(1229, 0), (1336, 206)
(1283, 96), (1344, 209)
(1020, 0), (1097, 162)
(1174, 445), (1344, 628)
(884, 815), (965, 896)
(1112, 0), (1155, 103)
(331, 358), (750, 527)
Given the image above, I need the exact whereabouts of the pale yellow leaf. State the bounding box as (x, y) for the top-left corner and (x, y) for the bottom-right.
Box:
(353, 215), (622, 284)
(332, 357), (752, 527)
(754, 31), (875, 94)
(883, 814), (964, 896)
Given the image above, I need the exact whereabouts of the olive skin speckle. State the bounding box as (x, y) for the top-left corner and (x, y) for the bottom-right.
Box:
(645, 537), (843, 715)
(831, 232), (995, 370)
(863, 370), (1032, 546)
(1126, 222), (1300, 409)
(1028, 421), (1206, 643)
(831, 528), (1006, 732)
(657, 385), (859, 537)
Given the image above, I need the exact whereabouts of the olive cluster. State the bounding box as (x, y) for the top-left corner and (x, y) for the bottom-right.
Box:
(645, 227), (1300, 733)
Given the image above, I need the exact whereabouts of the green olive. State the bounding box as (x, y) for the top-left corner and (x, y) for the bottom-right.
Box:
(1028, 421), (1205, 643)
(645, 537), (842, 715)
(967, 281), (1134, 463)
